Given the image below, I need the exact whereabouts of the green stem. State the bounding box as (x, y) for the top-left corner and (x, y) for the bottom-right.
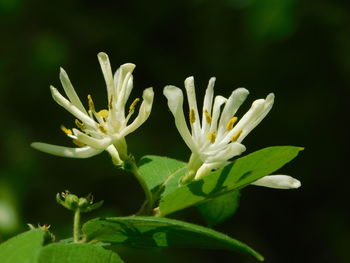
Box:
(129, 160), (154, 214)
(73, 208), (81, 243)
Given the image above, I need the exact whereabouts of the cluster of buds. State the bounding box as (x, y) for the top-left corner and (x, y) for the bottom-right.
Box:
(56, 190), (103, 213)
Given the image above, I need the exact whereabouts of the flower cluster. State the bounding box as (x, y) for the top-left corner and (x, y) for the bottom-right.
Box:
(32, 52), (154, 166)
(164, 77), (300, 188)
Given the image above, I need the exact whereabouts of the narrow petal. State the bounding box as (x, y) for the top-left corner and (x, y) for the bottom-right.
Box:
(50, 86), (97, 128)
(98, 52), (115, 103)
(113, 63), (136, 102)
(201, 77), (215, 133)
(210, 95), (227, 132)
(72, 129), (112, 149)
(251, 175), (301, 189)
(218, 88), (249, 136)
(31, 142), (102, 158)
(105, 145), (123, 165)
(184, 77), (201, 136)
(163, 85), (195, 150)
(204, 142), (246, 163)
(59, 68), (88, 114)
(121, 87), (154, 136)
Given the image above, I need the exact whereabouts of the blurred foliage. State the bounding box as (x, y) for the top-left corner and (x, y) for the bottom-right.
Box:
(0, 0), (349, 262)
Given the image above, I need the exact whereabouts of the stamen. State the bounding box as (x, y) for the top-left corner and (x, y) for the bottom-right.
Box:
(60, 125), (73, 135)
(109, 95), (113, 109)
(73, 139), (86, 147)
(75, 119), (85, 130)
(189, 108), (196, 123)
(226, 117), (238, 131)
(87, 94), (95, 111)
(203, 109), (212, 124)
(231, 129), (242, 142)
(207, 132), (217, 143)
(97, 109), (109, 118)
(129, 98), (140, 113)
(99, 124), (107, 133)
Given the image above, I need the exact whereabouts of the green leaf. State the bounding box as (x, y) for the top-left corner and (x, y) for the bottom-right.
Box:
(37, 243), (124, 263)
(138, 155), (187, 197)
(197, 190), (240, 227)
(0, 229), (45, 263)
(159, 146), (303, 216)
(83, 216), (264, 261)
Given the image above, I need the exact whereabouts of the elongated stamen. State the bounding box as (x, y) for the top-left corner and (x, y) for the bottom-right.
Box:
(207, 132), (217, 143)
(226, 117), (238, 131)
(99, 124), (107, 133)
(231, 129), (242, 142)
(203, 109), (212, 124)
(87, 94), (95, 111)
(129, 98), (140, 113)
(189, 108), (196, 123)
(60, 125), (73, 135)
(97, 109), (109, 118)
(75, 119), (85, 130)
(109, 95), (113, 109)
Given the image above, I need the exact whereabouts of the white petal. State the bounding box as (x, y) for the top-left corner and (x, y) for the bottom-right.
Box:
(121, 87), (154, 136)
(163, 85), (195, 150)
(72, 129), (112, 149)
(184, 77), (201, 136)
(50, 86), (97, 128)
(59, 68), (87, 114)
(251, 175), (301, 189)
(218, 88), (249, 136)
(31, 142), (102, 158)
(97, 52), (115, 103)
(113, 63), (136, 102)
(194, 161), (226, 180)
(201, 77), (215, 133)
(204, 142), (246, 163)
(210, 95), (227, 132)
(105, 145), (123, 165)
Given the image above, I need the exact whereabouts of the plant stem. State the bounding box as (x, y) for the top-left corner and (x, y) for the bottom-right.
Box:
(129, 160), (154, 214)
(73, 208), (81, 243)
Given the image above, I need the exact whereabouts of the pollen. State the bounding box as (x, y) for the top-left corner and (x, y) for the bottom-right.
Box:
(60, 125), (73, 135)
(226, 117), (238, 131)
(73, 139), (86, 147)
(97, 109), (109, 118)
(99, 124), (107, 133)
(207, 132), (217, 143)
(231, 129), (242, 142)
(129, 98), (140, 113)
(189, 109), (196, 123)
(203, 109), (212, 124)
(87, 94), (95, 111)
(75, 119), (85, 130)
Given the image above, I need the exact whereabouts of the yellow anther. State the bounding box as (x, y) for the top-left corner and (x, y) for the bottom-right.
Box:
(129, 98), (140, 113)
(75, 119), (85, 130)
(231, 129), (243, 142)
(99, 124), (107, 133)
(189, 109), (196, 123)
(73, 139), (86, 147)
(203, 109), (212, 124)
(60, 125), (72, 135)
(207, 132), (217, 144)
(87, 94), (95, 111)
(226, 117), (238, 131)
(97, 109), (109, 118)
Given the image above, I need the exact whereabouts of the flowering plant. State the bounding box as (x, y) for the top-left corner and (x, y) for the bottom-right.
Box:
(0, 53), (302, 263)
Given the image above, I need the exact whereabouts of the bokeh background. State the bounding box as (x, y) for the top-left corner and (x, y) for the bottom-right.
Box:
(0, 0), (349, 262)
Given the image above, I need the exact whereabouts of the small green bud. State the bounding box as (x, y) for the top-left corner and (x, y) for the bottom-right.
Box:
(56, 190), (103, 213)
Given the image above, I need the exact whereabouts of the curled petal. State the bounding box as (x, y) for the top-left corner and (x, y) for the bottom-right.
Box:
(204, 142), (246, 163)
(31, 142), (102, 158)
(251, 175), (301, 189)
(98, 52), (115, 103)
(163, 85), (195, 150)
(59, 68), (87, 114)
(113, 63), (136, 104)
(184, 77), (201, 136)
(121, 87), (154, 137)
(72, 129), (112, 149)
(201, 77), (215, 133)
(194, 161), (226, 180)
(210, 95), (227, 132)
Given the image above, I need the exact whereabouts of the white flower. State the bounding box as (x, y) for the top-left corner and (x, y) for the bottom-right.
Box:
(31, 52), (154, 166)
(163, 76), (300, 189)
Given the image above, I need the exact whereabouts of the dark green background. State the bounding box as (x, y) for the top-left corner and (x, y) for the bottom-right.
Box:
(0, 0), (348, 262)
